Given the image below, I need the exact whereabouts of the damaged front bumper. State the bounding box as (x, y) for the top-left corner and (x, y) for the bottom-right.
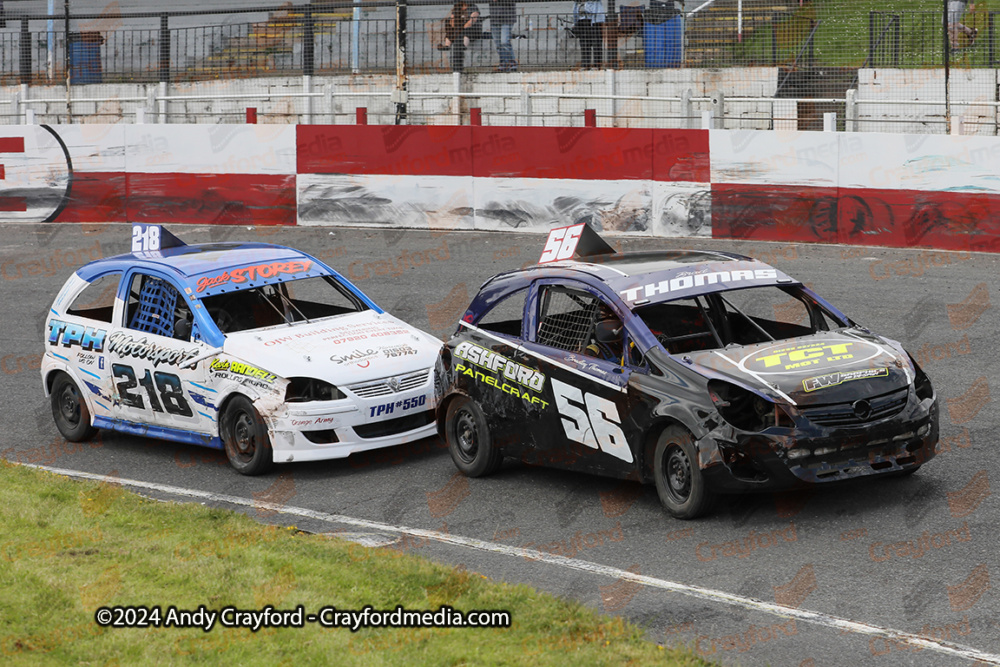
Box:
(698, 395), (939, 493)
(262, 385), (437, 463)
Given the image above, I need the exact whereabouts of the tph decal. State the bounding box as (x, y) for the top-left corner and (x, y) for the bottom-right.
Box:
(47, 319), (107, 352)
(368, 394), (427, 418)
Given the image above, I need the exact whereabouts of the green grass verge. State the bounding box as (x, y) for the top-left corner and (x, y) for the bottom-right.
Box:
(731, 0), (992, 69)
(0, 461), (713, 666)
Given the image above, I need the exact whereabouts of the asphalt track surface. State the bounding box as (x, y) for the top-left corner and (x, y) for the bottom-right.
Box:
(3, 222), (999, 666)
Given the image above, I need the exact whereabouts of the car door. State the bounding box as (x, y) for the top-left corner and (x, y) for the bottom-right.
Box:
(518, 279), (652, 478)
(453, 285), (546, 456)
(109, 270), (212, 436)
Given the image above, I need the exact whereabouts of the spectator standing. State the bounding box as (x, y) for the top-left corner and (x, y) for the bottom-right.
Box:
(948, 0), (977, 47)
(574, 0), (606, 69)
(490, 0), (518, 72)
(439, 1), (481, 72)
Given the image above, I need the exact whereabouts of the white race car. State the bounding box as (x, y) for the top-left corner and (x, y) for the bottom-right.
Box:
(42, 225), (441, 474)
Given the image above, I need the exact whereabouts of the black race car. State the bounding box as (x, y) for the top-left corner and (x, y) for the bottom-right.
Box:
(434, 230), (938, 519)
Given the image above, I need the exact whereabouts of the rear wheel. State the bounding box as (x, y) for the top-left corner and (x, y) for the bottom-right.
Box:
(653, 426), (713, 519)
(445, 396), (502, 477)
(221, 395), (274, 475)
(50, 372), (98, 441)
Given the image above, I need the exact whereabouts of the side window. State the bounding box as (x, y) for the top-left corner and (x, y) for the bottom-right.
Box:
(67, 273), (121, 323)
(125, 273), (193, 342)
(535, 286), (601, 353)
(476, 288), (527, 338)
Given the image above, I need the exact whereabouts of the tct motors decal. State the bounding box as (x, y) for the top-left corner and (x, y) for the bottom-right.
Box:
(453, 341), (549, 408)
(803, 367), (889, 392)
(47, 319), (107, 351)
(739, 339), (885, 375)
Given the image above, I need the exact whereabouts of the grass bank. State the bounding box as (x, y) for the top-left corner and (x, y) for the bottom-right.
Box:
(0, 461), (712, 665)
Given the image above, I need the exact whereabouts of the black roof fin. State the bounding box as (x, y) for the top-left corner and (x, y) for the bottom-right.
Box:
(575, 223), (616, 258)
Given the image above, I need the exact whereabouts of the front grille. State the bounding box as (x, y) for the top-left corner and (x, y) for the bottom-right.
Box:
(346, 369), (430, 398)
(801, 387), (909, 427)
(353, 410), (435, 439)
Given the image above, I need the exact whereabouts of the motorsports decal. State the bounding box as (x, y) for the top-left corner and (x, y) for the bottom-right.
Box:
(106, 332), (200, 368)
(618, 268), (779, 303)
(209, 358), (277, 383)
(453, 341), (549, 409)
(738, 339), (884, 375)
(47, 319), (107, 352)
(195, 260), (313, 293)
(802, 367), (890, 393)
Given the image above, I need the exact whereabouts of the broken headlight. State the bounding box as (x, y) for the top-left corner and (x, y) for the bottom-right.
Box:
(907, 354), (934, 402)
(708, 380), (793, 432)
(285, 377), (345, 402)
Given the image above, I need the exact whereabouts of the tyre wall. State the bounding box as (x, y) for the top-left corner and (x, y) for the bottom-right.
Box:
(3, 123), (1000, 252)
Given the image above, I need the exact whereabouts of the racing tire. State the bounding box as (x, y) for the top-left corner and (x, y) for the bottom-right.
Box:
(50, 372), (98, 442)
(653, 426), (713, 520)
(221, 395), (274, 476)
(445, 396), (502, 477)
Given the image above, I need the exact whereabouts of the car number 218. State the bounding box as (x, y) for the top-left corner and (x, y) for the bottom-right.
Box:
(112, 364), (193, 416)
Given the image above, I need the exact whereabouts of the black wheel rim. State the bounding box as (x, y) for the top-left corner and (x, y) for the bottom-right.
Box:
(58, 383), (81, 427)
(231, 410), (256, 462)
(454, 408), (479, 463)
(664, 445), (692, 503)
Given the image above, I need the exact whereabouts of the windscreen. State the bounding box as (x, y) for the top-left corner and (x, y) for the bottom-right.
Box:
(635, 285), (844, 355)
(200, 275), (369, 334)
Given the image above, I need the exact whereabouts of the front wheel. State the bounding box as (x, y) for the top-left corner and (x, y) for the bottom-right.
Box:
(221, 395), (274, 475)
(50, 372), (98, 442)
(445, 396), (502, 477)
(653, 426), (713, 519)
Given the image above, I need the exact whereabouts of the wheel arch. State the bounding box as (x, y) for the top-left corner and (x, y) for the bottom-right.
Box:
(639, 417), (691, 484)
(436, 389), (471, 439)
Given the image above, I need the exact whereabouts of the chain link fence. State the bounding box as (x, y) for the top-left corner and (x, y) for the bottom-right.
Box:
(0, 1), (998, 133)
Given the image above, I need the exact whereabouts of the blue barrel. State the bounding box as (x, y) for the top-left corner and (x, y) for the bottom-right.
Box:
(644, 15), (682, 68)
(69, 32), (104, 84)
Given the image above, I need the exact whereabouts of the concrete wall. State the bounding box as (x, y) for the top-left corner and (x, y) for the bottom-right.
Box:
(4, 122), (1000, 253)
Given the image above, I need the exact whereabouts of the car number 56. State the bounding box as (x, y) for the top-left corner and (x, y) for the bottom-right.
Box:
(551, 378), (632, 463)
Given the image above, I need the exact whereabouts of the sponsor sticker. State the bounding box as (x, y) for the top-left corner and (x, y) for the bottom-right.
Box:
(739, 339), (884, 375)
(802, 367), (889, 392)
(195, 260), (313, 293)
(106, 332), (199, 368)
(453, 341), (549, 409)
(331, 348), (381, 367)
(47, 319), (107, 352)
(210, 358), (277, 383)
